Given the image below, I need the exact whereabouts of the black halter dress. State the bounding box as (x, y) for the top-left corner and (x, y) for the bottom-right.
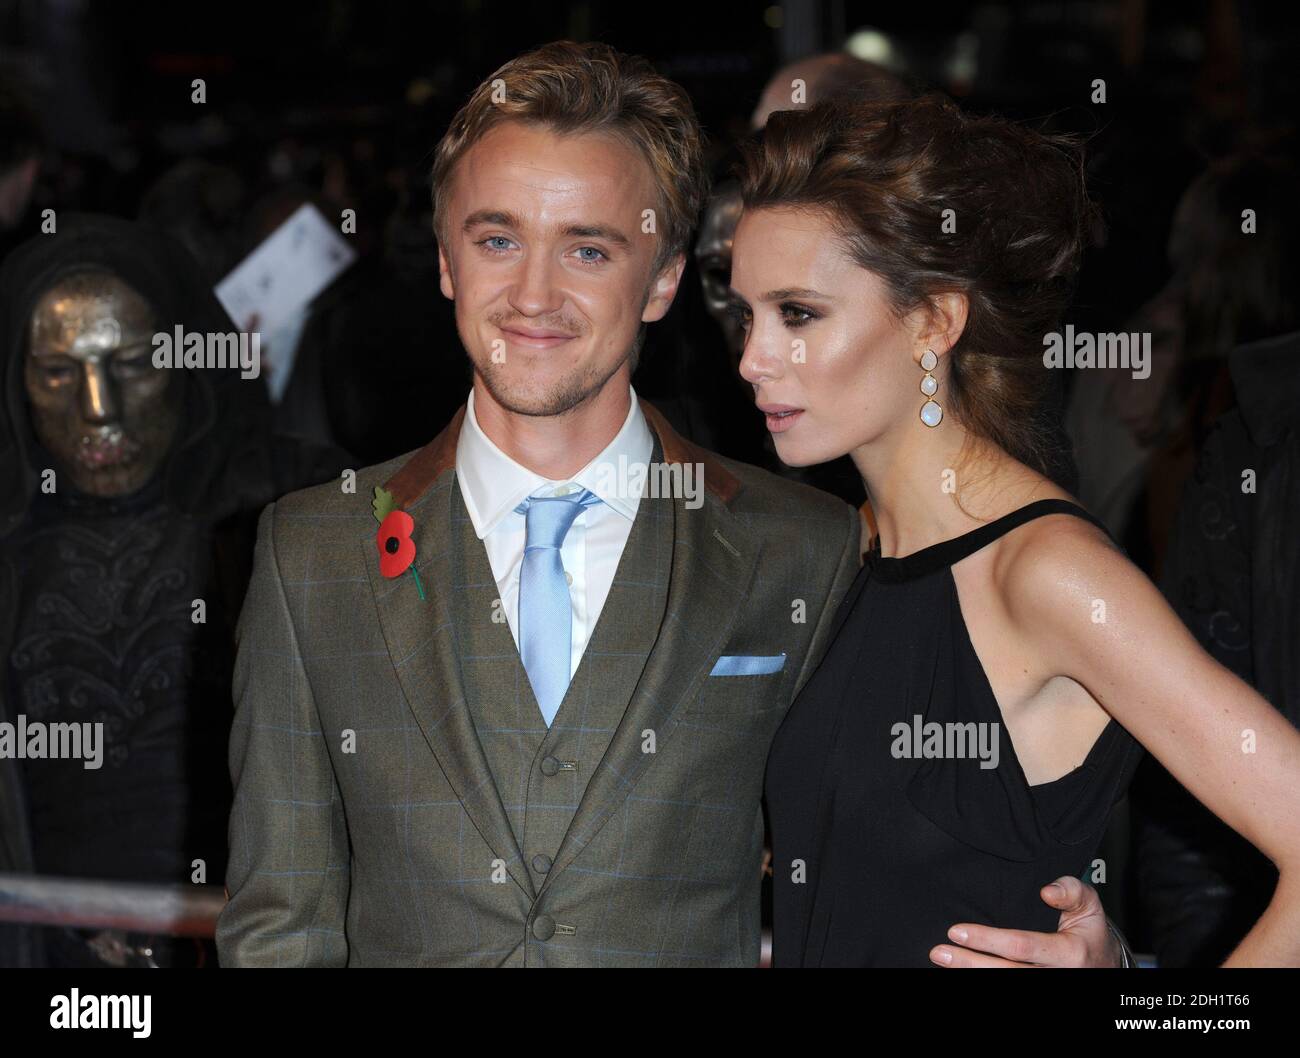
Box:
(764, 499), (1144, 967)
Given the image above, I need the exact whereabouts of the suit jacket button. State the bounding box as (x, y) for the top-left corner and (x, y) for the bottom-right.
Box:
(540, 755), (560, 776)
(532, 853), (552, 874)
(532, 914), (556, 941)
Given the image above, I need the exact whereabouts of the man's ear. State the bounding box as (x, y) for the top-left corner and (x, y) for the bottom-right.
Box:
(641, 252), (687, 323)
(438, 243), (455, 301)
(917, 291), (968, 359)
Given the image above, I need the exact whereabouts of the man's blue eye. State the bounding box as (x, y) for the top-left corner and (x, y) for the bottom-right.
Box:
(487, 237), (511, 250)
(576, 247), (606, 262)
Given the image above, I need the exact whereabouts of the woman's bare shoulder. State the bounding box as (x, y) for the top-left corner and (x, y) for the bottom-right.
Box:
(991, 498), (1140, 638)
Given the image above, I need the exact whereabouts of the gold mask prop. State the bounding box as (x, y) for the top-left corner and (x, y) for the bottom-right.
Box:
(24, 270), (181, 498)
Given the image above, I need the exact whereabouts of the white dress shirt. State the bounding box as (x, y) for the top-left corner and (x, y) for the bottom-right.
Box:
(455, 385), (654, 679)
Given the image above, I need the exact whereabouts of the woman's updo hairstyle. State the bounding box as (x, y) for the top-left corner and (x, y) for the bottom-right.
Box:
(737, 93), (1099, 482)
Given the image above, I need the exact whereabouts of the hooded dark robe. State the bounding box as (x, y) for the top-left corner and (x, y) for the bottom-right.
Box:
(0, 214), (347, 966)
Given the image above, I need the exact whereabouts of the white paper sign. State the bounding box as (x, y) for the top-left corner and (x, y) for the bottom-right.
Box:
(215, 202), (357, 335)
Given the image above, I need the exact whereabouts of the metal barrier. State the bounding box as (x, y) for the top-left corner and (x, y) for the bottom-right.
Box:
(0, 877), (1155, 964)
(0, 873), (225, 937)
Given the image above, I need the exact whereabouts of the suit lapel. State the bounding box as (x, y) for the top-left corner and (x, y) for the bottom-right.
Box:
(445, 475), (546, 853)
(362, 411), (534, 900)
(545, 431), (670, 735)
(366, 397), (753, 902)
(543, 437), (760, 888)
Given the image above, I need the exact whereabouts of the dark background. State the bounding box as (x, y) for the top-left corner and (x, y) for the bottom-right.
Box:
(2, 0), (1296, 964)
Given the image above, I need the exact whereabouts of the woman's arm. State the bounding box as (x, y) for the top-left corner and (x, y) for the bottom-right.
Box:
(1138, 416), (1274, 966)
(1005, 518), (1300, 967)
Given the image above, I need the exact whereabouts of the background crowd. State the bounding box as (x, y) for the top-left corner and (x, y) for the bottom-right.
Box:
(0, 0), (1296, 967)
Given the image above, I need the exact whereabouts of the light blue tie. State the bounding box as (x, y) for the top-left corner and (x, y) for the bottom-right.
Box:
(515, 487), (602, 727)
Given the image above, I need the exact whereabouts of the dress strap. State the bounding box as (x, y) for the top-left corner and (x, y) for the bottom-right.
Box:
(865, 498), (1113, 582)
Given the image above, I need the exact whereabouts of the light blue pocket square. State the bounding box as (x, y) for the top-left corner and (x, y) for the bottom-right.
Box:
(709, 653), (787, 676)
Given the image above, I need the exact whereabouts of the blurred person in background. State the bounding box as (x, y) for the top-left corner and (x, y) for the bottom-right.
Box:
(1133, 152), (1300, 966)
(234, 182), (465, 463)
(0, 215), (343, 966)
(0, 74), (44, 261)
(693, 53), (918, 534)
(137, 158), (248, 288)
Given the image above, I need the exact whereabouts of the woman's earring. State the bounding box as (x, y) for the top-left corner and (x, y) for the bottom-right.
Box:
(919, 349), (942, 427)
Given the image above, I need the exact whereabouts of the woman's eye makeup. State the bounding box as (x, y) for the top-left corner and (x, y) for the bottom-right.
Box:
(724, 300), (820, 329)
(778, 302), (819, 328)
(724, 301), (752, 327)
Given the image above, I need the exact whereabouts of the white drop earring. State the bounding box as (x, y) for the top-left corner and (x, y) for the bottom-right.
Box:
(919, 348), (942, 427)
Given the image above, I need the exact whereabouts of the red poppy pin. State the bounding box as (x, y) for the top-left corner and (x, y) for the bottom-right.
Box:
(373, 486), (425, 600)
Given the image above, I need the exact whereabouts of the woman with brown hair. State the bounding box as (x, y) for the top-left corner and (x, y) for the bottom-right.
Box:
(729, 94), (1300, 967)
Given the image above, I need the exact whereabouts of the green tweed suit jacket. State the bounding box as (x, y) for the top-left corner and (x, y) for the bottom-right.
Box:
(216, 399), (860, 966)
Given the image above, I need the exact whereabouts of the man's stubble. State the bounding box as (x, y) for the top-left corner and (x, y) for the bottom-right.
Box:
(471, 301), (649, 419)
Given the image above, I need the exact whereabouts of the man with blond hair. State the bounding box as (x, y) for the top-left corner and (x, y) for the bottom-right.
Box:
(217, 40), (1124, 967)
